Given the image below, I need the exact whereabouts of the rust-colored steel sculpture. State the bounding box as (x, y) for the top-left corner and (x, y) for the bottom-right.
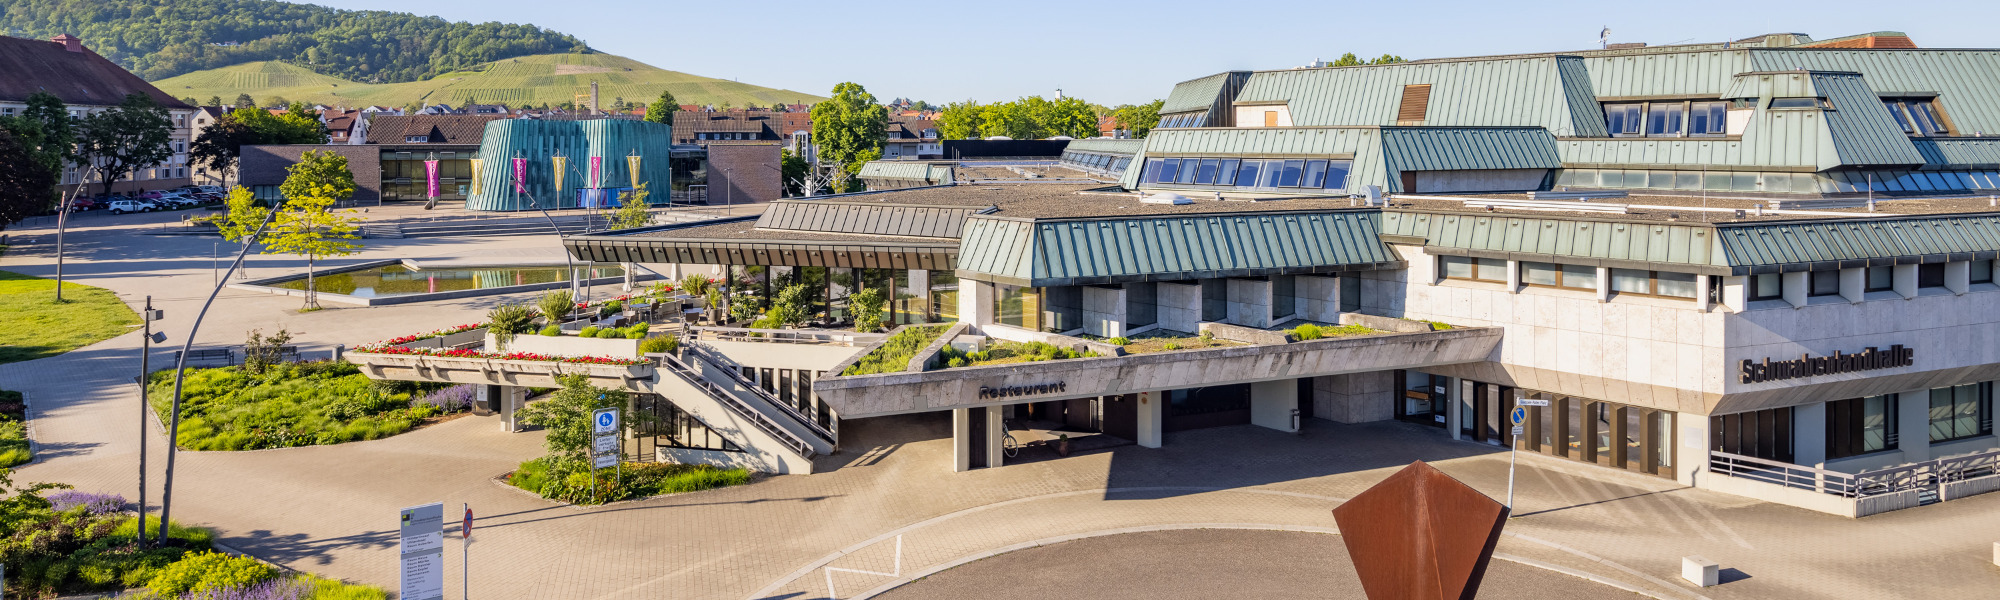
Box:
(1331, 461), (1509, 600)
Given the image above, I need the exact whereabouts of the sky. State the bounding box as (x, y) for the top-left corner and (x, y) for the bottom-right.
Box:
(310, 0), (1999, 107)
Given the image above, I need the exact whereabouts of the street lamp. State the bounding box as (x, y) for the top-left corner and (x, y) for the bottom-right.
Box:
(54, 163), (104, 302)
(136, 298), (165, 547)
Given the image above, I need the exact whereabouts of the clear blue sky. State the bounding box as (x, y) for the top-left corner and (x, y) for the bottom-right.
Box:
(311, 0), (1997, 107)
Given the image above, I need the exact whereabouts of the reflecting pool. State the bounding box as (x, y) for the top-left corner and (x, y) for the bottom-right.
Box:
(272, 264), (626, 299)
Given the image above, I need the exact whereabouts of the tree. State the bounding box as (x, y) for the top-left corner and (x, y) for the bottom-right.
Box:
(0, 128), (58, 228)
(190, 104), (329, 182)
(612, 183), (651, 229)
(234, 94), (255, 108)
(206, 96), (222, 107)
(216, 186), (269, 275)
(756, 284), (810, 329)
(266, 96), (289, 108)
(809, 82), (888, 190)
(1369, 54), (1407, 65)
(0, 92), (77, 179)
(937, 101), (983, 140)
(1112, 100), (1164, 138)
(978, 102), (1033, 139)
(518, 373), (630, 467)
(266, 150), (360, 310)
(780, 149), (811, 197)
(1044, 96), (1100, 139)
(850, 288), (885, 332)
(1329, 53), (1364, 67)
(73, 94), (173, 197)
(181, 97), (198, 107)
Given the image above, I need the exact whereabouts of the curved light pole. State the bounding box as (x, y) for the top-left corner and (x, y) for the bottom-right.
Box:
(156, 205), (279, 544)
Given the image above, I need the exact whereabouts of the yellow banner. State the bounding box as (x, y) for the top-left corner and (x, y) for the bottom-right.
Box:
(627, 155), (642, 189)
(551, 156), (567, 192)
(467, 159), (483, 195)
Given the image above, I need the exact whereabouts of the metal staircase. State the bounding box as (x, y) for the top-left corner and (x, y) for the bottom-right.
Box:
(654, 352), (820, 461)
(683, 342), (838, 447)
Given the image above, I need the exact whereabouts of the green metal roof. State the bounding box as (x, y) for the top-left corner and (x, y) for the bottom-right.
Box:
(1717, 216), (2000, 272)
(1380, 210), (1729, 274)
(1380, 127), (1561, 179)
(1750, 49), (2000, 135)
(1579, 50), (1753, 98)
(1722, 71), (1818, 99)
(857, 161), (953, 184)
(1063, 138), (1146, 155)
(1810, 72), (1927, 168)
(1234, 57), (1600, 136)
(1162, 72), (1235, 114)
(1556, 57), (1610, 138)
(755, 200), (983, 239)
(956, 211), (1398, 286)
(1914, 138), (2000, 169)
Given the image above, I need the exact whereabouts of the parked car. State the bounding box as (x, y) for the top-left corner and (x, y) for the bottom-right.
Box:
(195, 185), (223, 194)
(138, 190), (163, 200)
(68, 198), (97, 211)
(107, 199), (156, 214)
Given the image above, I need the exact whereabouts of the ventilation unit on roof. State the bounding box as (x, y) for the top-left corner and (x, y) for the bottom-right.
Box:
(1141, 193), (1193, 205)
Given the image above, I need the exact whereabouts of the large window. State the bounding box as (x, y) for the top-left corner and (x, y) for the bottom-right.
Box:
(994, 284), (1042, 331)
(1522, 262), (1598, 291)
(1930, 383), (1993, 443)
(1918, 263), (1946, 288)
(1441, 256), (1507, 283)
(1866, 266), (1894, 292)
(1610, 269), (1698, 299)
(1883, 98), (1948, 136)
(1827, 395), (1898, 459)
(1974, 260), (1995, 285)
(1711, 407), (1793, 464)
(1750, 273), (1783, 301)
(1603, 101), (1728, 138)
(1809, 269), (1841, 297)
(1143, 157), (1352, 191)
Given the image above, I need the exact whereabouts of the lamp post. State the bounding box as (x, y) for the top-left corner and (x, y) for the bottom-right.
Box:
(54, 163), (103, 302)
(157, 206), (278, 544)
(136, 298), (165, 547)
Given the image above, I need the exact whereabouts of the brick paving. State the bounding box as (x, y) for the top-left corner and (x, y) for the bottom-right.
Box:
(2, 214), (1998, 600)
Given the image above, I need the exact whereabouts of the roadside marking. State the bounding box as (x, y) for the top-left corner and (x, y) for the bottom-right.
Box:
(824, 535), (900, 600)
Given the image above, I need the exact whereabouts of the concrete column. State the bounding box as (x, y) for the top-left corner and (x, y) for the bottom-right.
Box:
(622, 262), (635, 292)
(1720, 275), (1748, 312)
(498, 386), (527, 432)
(1794, 402), (1827, 467)
(1596, 267), (1612, 303)
(1782, 271), (1809, 309)
(1157, 282), (1203, 333)
(1250, 379), (1300, 433)
(1893, 264), (1918, 300)
(1839, 267), (1864, 304)
(1676, 412), (1708, 488)
(1696, 274), (1714, 311)
(1136, 391), (1164, 449)
(1082, 285), (1128, 338)
(1319, 371), (1394, 423)
(958, 279), (995, 330)
(1225, 278), (1274, 328)
(1506, 259), (1522, 293)
(951, 408), (972, 472)
(1445, 377), (1463, 440)
(1298, 275), (1340, 323)
(1899, 389), (1932, 462)
(1946, 261), (1970, 295)
(987, 404), (1007, 465)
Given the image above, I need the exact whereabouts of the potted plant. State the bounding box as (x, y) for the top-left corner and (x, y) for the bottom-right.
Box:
(1056, 434), (1071, 457)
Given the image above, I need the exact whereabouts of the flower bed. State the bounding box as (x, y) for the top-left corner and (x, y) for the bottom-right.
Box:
(378, 323), (484, 347)
(145, 362), (471, 451)
(347, 345), (650, 366)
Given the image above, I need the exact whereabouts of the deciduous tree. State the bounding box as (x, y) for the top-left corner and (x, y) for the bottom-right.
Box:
(644, 90), (679, 125)
(809, 82), (888, 190)
(1112, 100), (1164, 138)
(612, 183), (652, 229)
(0, 128), (57, 228)
(266, 150), (360, 310)
(73, 94), (173, 197)
(937, 101), (983, 140)
(190, 103), (329, 182)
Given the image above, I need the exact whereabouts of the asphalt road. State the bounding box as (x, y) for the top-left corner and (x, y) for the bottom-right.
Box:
(876, 528), (1639, 600)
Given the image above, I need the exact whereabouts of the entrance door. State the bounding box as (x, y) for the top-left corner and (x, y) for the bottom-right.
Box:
(968, 406), (989, 469)
(1102, 395), (1138, 440)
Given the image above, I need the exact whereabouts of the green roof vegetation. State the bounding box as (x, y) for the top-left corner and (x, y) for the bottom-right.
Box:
(842, 325), (949, 376)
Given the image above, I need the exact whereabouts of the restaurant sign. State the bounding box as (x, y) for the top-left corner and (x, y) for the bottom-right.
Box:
(979, 381), (1068, 400)
(1739, 345), (1913, 384)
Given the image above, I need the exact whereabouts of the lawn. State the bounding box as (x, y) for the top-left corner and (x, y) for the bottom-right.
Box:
(0, 389), (26, 467)
(145, 362), (470, 451)
(0, 271), (139, 365)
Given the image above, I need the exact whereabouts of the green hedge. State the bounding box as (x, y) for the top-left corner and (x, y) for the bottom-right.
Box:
(508, 457), (749, 505)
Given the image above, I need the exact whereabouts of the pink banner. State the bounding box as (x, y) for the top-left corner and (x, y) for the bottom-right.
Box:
(511, 157), (527, 194)
(423, 160), (439, 199)
(589, 156), (603, 188)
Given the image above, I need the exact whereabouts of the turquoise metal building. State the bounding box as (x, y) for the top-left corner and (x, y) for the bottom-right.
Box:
(465, 119), (678, 211)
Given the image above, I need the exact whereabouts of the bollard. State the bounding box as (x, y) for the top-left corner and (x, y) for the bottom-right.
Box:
(1682, 556), (1719, 587)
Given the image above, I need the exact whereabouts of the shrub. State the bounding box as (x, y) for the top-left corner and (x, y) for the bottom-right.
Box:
(1291, 323), (1323, 341)
(1163, 342), (1181, 350)
(147, 551), (277, 597)
(578, 326), (601, 338)
(948, 357), (969, 368)
(46, 491), (126, 515)
(0, 419), (28, 468)
(537, 290), (575, 324)
(638, 336), (679, 354)
(850, 288), (886, 332)
(241, 328), (293, 375)
(540, 325), (561, 336)
(486, 304), (537, 350)
(418, 385), (475, 413)
(1107, 337), (1130, 346)
(625, 330), (646, 339)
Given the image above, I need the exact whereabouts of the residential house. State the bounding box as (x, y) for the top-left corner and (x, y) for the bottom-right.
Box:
(0, 34), (197, 194)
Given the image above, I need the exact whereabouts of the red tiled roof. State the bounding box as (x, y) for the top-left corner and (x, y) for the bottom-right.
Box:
(0, 35), (191, 108)
(366, 114), (502, 144)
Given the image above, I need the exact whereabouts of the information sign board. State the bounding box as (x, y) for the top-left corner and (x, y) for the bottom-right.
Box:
(398, 503), (445, 600)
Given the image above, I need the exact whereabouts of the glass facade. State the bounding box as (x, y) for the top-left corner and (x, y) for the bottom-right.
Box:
(1930, 383), (1993, 443)
(995, 284), (1042, 331)
(1142, 157), (1353, 192)
(1558, 167), (2000, 194)
(380, 150), (477, 203)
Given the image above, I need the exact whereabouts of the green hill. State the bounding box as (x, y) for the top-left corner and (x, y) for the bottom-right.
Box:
(153, 53), (826, 110)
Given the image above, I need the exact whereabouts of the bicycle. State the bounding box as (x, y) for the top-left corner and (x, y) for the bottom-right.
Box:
(1000, 418), (1020, 458)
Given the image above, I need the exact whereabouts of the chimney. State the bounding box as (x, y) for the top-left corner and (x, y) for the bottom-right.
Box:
(52, 34), (82, 53)
(590, 81), (600, 115)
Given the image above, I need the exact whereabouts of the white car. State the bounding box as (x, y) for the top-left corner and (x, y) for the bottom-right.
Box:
(106, 199), (157, 214)
(195, 185), (223, 194)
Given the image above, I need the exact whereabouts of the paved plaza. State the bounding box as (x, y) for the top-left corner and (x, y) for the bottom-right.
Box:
(2, 209), (1998, 599)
